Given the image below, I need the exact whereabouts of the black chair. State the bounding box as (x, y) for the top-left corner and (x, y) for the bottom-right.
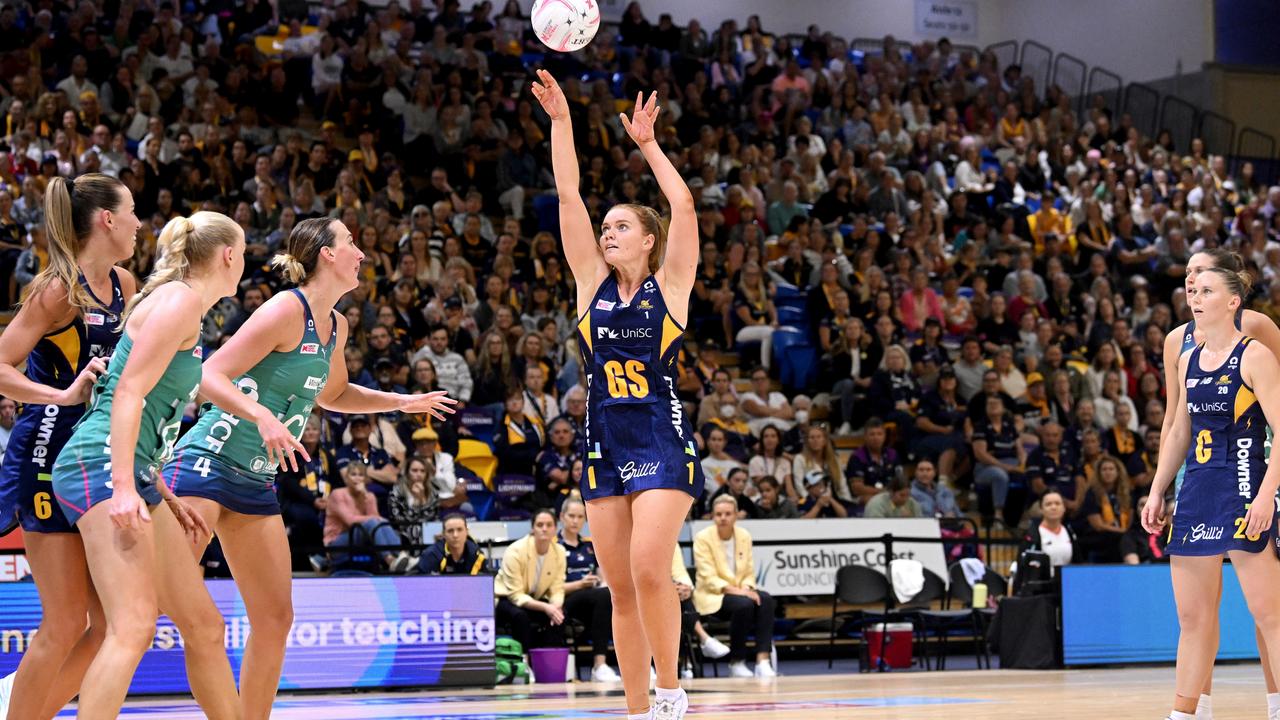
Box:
(899, 568), (975, 670)
(827, 565), (891, 671)
(934, 563), (1007, 669)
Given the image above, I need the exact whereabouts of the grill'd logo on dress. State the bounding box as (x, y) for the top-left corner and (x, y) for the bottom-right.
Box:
(617, 461), (660, 482)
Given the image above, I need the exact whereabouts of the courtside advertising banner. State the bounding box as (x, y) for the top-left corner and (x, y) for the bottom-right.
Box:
(0, 575), (495, 693)
(687, 518), (948, 596)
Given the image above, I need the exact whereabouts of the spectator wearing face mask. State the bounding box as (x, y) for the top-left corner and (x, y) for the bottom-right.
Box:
(699, 394), (756, 463)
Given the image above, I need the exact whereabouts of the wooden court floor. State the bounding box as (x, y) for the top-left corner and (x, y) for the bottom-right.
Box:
(94, 664), (1270, 718)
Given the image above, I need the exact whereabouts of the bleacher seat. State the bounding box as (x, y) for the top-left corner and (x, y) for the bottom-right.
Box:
(777, 305), (808, 328)
(456, 439), (499, 490)
(532, 194), (560, 237)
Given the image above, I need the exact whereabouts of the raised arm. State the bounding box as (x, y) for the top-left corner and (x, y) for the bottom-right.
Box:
(316, 313), (457, 418)
(196, 294), (311, 472)
(620, 91), (699, 320)
(530, 69), (607, 304)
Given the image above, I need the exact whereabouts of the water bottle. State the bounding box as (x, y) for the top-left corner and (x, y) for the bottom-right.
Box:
(972, 582), (988, 609)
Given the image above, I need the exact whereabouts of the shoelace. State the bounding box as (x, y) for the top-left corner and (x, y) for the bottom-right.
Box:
(652, 697), (680, 720)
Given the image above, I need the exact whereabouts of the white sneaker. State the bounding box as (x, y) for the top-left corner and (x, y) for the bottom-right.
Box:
(754, 659), (777, 678)
(0, 671), (13, 719)
(681, 661), (694, 679)
(390, 551), (416, 573)
(837, 422), (854, 436)
(651, 688), (689, 720)
(591, 664), (621, 682)
(699, 636), (730, 659)
(728, 660), (753, 678)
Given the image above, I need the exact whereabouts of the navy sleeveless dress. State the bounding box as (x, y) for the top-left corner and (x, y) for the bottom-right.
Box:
(1167, 336), (1271, 555)
(576, 274), (703, 501)
(0, 270), (125, 534)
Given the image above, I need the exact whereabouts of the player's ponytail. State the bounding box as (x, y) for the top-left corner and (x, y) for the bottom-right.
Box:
(1200, 265), (1253, 303)
(25, 173), (125, 312)
(273, 217), (338, 285)
(120, 212), (240, 325)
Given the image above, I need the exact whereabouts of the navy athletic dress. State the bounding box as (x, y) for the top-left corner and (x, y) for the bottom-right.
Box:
(0, 270), (125, 534)
(576, 274), (703, 502)
(1167, 336), (1271, 555)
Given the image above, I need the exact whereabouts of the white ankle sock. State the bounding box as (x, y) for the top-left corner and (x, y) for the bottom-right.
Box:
(655, 686), (683, 702)
(627, 713), (650, 720)
(1195, 693), (1212, 719)
(1171, 711), (1195, 720)
(1268, 692), (1280, 716)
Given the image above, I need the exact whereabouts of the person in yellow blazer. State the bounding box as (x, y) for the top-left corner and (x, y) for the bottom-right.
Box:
(692, 495), (778, 678)
(671, 547), (731, 668)
(494, 509), (568, 651)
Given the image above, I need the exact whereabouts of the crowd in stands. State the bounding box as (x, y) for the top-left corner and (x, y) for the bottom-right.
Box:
(2, 0), (1272, 578)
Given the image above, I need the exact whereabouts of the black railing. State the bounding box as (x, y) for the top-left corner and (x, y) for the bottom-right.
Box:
(1085, 66), (1123, 118)
(1198, 110), (1236, 158)
(1123, 82), (1161, 140)
(1051, 53), (1087, 115)
(1160, 95), (1199, 156)
(1020, 40), (1053, 97)
(985, 41), (1018, 73)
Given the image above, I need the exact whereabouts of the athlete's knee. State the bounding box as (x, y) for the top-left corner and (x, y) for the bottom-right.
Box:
(1176, 601), (1216, 634)
(608, 581), (639, 613)
(248, 600), (294, 642)
(178, 609), (228, 653)
(109, 615), (160, 656)
(630, 559), (669, 596)
(32, 618), (89, 654)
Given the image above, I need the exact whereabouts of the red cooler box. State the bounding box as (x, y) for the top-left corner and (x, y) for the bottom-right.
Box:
(865, 622), (914, 669)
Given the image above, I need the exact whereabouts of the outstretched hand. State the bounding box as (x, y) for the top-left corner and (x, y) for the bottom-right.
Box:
(530, 69), (569, 121)
(399, 390), (459, 421)
(619, 91), (660, 145)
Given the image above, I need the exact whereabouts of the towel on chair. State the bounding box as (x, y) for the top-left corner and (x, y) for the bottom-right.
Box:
(890, 559), (924, 604)
(960, 557), (986, 587)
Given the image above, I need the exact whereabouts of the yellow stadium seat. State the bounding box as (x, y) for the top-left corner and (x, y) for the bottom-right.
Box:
(456, 439), (498, 490)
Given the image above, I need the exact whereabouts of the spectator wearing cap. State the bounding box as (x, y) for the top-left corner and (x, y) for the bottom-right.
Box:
(914, 365), (967, 485)
(411, 325), (473, 404)
(797, 471), (849, 519)
(337, 414), (401, 515)
(1016, 371), (1053, 432)
(411, 425), (473, 515)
